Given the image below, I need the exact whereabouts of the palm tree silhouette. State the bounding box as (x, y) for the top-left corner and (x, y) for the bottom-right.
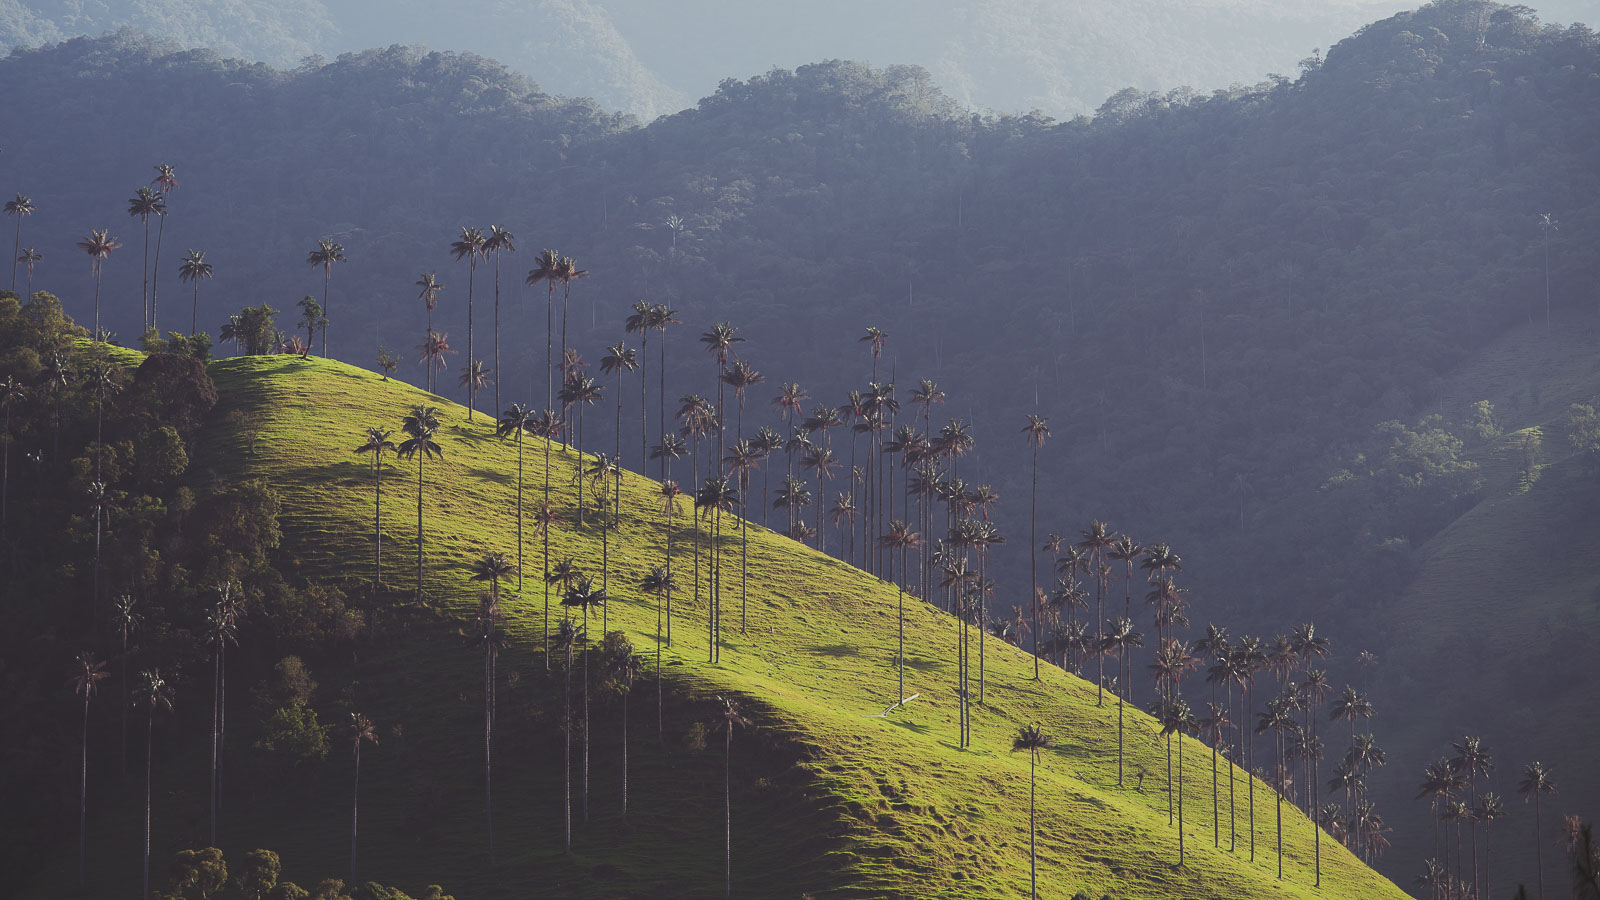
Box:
(1518, 761), (1556, 900)
(1011, 723), (1051, 898)
(696, 475), (739, 662)
(1019, 415), (1050, 678)
(347, 712), (378, 882)
(417, 330), (455, 394)
(1257, 695), (1300, 878)
(127, 187), (165, 330)
(724, 439), (762, 631)
(601, 341), (639, 489)
(1476, 792), (1506, 898)
(553, 617), (581, 851)
(134, 668), (173, 900)
(1160, 699), (1198, 866)
(607, 645), (644, 818)
(484, 225), (515, 414)
(563, 575), (607, 823)
(204, 584), (244, 848)
(712, 696), (752, 899)
(170, 250), (214, 338)
(70, 651), (107, 886)
(1103, 617), (1144, 786)
(658, 481), (684, 647)
(496, 405), (536, 588)
(353, 427), (397, 593)
(458, 360), (493, 417)
(470, 556), (514, 863)
(306, 238), (346, 356)
(415, 272), (444, 336)
(17, 247), (41, 297)
(450, 226), (487, 418)
(1450, 734), (1494, 896)
(559, 374), (603, 525)
(881, 520), (921, 702)
(76, 229), (121, 340)
(4, 193), (35, 293)
(1077, 522), (1116, 705)
(525, 249), (562, 410)
(111, 594), (141, 778)
(397, 405), (444, 602)
(641, 565), (674, 735)
(1201, 701), (1230, 847)
(148, 165), (177, 326)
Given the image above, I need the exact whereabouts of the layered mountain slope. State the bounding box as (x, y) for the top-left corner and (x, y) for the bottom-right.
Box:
(40, 353), (1410, 899)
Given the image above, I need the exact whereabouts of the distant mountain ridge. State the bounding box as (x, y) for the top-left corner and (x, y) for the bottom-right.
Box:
(6, 0), (1597, 119)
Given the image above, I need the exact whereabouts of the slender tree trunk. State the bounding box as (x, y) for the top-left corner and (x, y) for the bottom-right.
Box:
(144, 709), (153, 900)
(1030, 445), (1039, 679)
(1276, 735), (1284, 878)
(211, 642), (220, 847)
(1029, 748), (1037, 898)
(543, 439), (551, 667)
(978, 549), (986, 704)
(666, 501), (674, 647)
(466, 261), (476, 420)
(547, 285), (555, 412)
(640, 335), (649, 473)
(1248, 681), (1256, 861)
(485, 625), (494, 864)
(416, 453), (425, 601)
(1095, 568), (1105, 705)
(321, 265), (330, 357)
(191, 283), (199, 336)
(515, 434), (523, 591)
(1179, 730), (1187, 867)
(492, 254), (500, 415)
(93, 270), (102, 342)
(656, 584), (664, 738)
(78, 695), (89, 887)
(621, 685), (630, 818)
(583, 605), (591, 823)
(374, 454), (383, 592)
(141, 217), (150, 331)
(563, 642), (572, 852)
(350, 743), (360, 883)
(8, 217), (17, 293)
(725, 727), (733, 899)
(151, 214), (166, 333)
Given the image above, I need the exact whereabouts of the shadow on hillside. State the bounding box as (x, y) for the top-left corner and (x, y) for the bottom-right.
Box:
(808, 643), (860, 658)
(464, 467), (513, 486)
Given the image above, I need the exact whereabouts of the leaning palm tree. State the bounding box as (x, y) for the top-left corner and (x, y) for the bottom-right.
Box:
(397, 405), (444, 602)
(353, 427), (397, 594)
(70, 651), (108, 886)
(563, 576), (607, 823)
(306, 238), (346, 356)
(415, 272), (444, 334)
(712, 696), (752, 899)
(1518, 761), (1557, 900)
(177, 249), (214, 335)
(135, 669), (173, 900)
(497, 405), (536, 588)
(347, 713), (378, 882)
(76, 229), (121, 340)
(1011, 723), (1051, 899)
(127, 187), (165, 330)
(483, 225), (515, 413)
(5, 193), (35, 293)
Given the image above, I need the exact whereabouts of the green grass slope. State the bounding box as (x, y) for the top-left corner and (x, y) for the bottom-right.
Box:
(57, 353), (1408, 899)
(1370, 310), (1600, 884)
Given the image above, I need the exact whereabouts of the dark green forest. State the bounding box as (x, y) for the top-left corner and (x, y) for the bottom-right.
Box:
(1, 0), (1597, 889)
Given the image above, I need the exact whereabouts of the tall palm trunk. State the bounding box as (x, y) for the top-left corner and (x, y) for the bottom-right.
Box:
(78, 692), (90, 886)
(210, 640), (221, 847)
(546, 284), (555, 413)
(1211, 732), (1219, 846)
(466, 261), (476, 419)
(143, 707), (154, 900)
(655, 583), (664, 737)
(415, 452), (426, 602)
(1276, 733), (1284, 878)
(1179, 727), (1187, 866)
(639, 333), (649, 472)
(373, 453), (383, 592)
(666, 495), (675, 647)
(484, 610), (495, 864)
(1028, 747), (1038, 898)
(564, 640), (573, 851)
(724, 725), (733, 899)
(583, 604), (591, 824)
(514, 433), (523, 591)
(620, 681), (630, 818)
(1030, 444), (1039, 678)
(350, 738), (361, 882)
(151, 213), (166, 333)
(1094, 566), (1105, 705)
(543, 439), (552, 667)
(2, 404), (11, 540)
(8, 216), (18, 293)
(141, 217), (150, 331)
(492, 254), (501, 414)
(977, 547), (987, 703)
(191, 280), (200, 335)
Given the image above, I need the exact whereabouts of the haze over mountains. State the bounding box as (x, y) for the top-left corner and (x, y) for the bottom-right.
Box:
(5, 0), (1598, 119)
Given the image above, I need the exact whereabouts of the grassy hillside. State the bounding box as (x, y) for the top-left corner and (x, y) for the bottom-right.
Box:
(42, 353), (1408, 899)
(1370, 309), (1600, 885)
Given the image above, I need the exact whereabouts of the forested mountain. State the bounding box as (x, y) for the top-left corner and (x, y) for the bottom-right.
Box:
(7, 0), (1598, 118)
(1, 0), (1598, 889)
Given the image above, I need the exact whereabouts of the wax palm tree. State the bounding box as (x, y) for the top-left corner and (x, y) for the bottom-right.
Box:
(1160, 698), (1198, 865)
(969, 519), (1004, 702)
(306, 238), (346, 356)
(1257, 696), (1300, 878)
(127, 187), (165, 329)
(1201, 701), (1230, 847)
(641, 566), (674, 734)
(606, 645), (645, 818)
(753, 426), (783, 528)
(724, 439), (762, 631)
(135, 669), (173, 900)
(1010, 723), (1051, 898)
(459, 360), (493, 414)
(416, 272), (444, 334)
(559, 374), (604, 525)
(176, 249), (214, 335)
(1518, 761), (1557, 900)
(495, 405), (536, 587)
(563, 576), (607, 823)
(76, 228), (121, 340)
(585, 453), (623, 632)
(830, 493), (858, 563)
(525, 249), (562, 409)
(1418, 757), (1462, 884)
(484, 225), (515, 413)
(860, 326), (888, 379)
(201, 583), (243, 850)
(70, 651), (107, 886)
(773, 382), (807, 428)
(1329, 685), (1375, 812)
(148, 167), (176, 325)
(700, 322), (744, 458)
(549, 617), (581, 850)
(467, 563), (509, 863)
(17, 247), (41, 296)
(721, 360), (764, 445)
(111, 594), (141, 776)
(1076, 522), (1116, 705)
(557, 255), (589, 391)
(1477, 792), (1506, 899)
(1150, 640), (1198, 822)
(4, 193), (34, 293)
(1451, 734), (1494, 895)
(448, 226), (487, 415)
(1018, 415), (1050, 678)
(712, 695), (752, 898)
(531, 408), (564, 657)
(881, 520), (921, 702)
(696, 475), (739, 662)
(347, 713), (377, 881)
(801, 444), (838, 554)
(398, 405), (444, 602)
(1102, 617), (1143, 786)
(601, 341), (639, 481)
(774, 475), (811, 541)
(658, 480), (684, 646)
(417, 330), (455, 394)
